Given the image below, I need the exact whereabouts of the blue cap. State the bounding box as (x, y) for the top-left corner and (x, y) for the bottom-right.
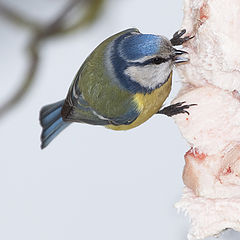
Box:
(120, 34), (161, 60)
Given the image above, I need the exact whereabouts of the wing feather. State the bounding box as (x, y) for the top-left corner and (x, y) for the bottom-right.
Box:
(62, 28), (140, 126)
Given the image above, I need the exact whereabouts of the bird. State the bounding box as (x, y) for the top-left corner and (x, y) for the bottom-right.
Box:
(39, 28), (194, 149)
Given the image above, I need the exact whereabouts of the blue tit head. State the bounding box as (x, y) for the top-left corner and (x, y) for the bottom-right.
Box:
(104, 29), (183, 94)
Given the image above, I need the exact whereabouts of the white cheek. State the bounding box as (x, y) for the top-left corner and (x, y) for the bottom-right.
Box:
(125, 62), (172, 89)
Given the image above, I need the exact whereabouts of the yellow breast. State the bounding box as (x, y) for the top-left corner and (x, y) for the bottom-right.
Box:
(108, 73), (172, 130)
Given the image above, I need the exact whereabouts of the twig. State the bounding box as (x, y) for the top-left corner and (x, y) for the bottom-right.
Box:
(0, 0), (104, 119)
(0, 2), (41, 31)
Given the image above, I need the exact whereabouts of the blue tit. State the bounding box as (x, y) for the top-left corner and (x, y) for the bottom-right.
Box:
(39, 28), (194, 149)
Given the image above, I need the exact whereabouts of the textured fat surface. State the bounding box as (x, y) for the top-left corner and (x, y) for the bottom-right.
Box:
(175, 187), (240, 240)
(174, 0), (240, 239)
(173, 85), (240, 155)
(178, 0), (240, 91)
(183, 146), (240, 198)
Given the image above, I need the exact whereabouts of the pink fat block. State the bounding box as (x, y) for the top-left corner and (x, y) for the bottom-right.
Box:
(173, 0), (240, 239)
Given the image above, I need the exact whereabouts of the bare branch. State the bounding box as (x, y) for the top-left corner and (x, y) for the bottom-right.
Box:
(0, 2), (41, 31)
(0, 0), (104, 119)
(0, 39), (39, 117)
(55, 0), (105, 36)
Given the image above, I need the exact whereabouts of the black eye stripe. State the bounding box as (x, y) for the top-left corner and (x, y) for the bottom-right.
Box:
(152, 57), (165, 64)
(128, 56), (170, 67)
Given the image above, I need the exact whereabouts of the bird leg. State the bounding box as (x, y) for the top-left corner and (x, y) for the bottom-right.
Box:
(157, 101), (197, 117)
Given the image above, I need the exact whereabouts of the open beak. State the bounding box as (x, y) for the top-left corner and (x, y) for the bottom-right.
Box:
(172, 48), (189, 64)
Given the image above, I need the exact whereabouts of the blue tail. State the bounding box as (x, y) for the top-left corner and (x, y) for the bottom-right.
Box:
(39, 100), (71, 149)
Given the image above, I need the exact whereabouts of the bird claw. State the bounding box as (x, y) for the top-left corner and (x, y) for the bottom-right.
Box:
(157, 101), (197, 117)
(170, 29), (194, 46)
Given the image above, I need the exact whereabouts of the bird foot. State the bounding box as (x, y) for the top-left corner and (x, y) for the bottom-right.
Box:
(170, 29), (194, 46)
(157, 101), (197, 117)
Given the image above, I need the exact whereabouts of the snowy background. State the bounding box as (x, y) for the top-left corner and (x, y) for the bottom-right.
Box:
(0, 0), (239, 239)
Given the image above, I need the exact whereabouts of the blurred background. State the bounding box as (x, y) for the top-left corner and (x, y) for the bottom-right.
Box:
(0, 0), (239, 239)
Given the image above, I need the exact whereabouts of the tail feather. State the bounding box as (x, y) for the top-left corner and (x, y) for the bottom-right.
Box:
(40, 101), (63, 127)
(39, 100), (71, 149)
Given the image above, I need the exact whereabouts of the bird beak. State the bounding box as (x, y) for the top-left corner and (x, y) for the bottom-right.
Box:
(172, 48), (189, 63)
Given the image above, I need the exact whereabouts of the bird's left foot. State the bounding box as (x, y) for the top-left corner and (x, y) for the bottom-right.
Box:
(170, 29), (194, 46)
(157, 102), (197, 117)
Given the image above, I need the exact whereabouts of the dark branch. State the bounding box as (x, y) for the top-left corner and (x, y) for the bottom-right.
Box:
(0, 0), (104, 119)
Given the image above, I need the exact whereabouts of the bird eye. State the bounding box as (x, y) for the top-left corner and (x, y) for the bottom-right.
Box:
(152, 57), (165, 65)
